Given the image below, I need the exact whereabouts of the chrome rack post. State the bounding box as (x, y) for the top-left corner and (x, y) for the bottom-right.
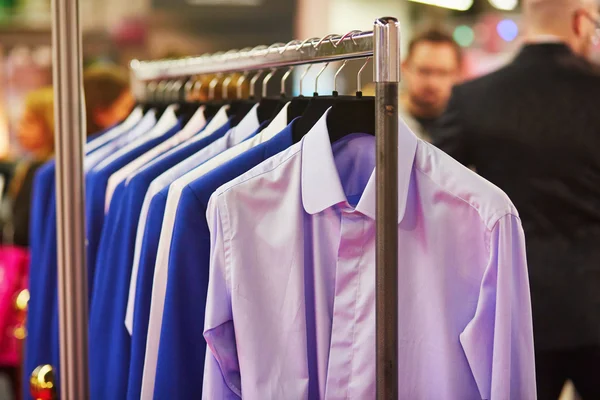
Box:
(374, 17), (400, 400)
(52, 0), (89, 397)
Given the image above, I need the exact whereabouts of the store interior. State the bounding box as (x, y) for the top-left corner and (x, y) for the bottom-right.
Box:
(0, 0), (592, 399)
(0, 0), (530, 158)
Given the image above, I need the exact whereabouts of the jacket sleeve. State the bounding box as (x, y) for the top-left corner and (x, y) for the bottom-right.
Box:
(459, 214), (537, 400)
(433, 86), (474, 167)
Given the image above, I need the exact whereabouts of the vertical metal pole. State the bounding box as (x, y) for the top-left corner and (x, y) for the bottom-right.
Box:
(52, 0), (89, 397)
(373, 17), (400, 400)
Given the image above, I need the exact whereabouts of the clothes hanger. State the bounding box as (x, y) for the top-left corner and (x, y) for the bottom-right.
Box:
(229, 44), (272, 127)
(253, 42), (291, 124)
(167, 79), (196, 126)
(258, 63), (297, 141)
(229, 69), (262, 127)
(142, 81), (166, 115)
(287, 37), (322, 120)
(291, 50), (375, 143)
(256, 67), (283, 123)
(268, 39), (305, 123)
(261, 40), (303, 123)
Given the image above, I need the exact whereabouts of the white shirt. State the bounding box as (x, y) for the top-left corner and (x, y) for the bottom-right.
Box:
(139, 102), (278, 399)
(201, 111), (536, 399)
(93, 105), (179, 172)
(104, 106), (208, 212)
(83, 110), (157, 172)
(127, 106), (230, 183)
(258, 101), (290, 140)
(86, 106), (144, 153)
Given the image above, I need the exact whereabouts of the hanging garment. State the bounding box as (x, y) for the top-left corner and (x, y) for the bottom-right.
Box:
(0, 246), (29, 366)
(125, 119), (239, 400)
(87, 113), (225, 400)
(85, 110), (181, 289)
(103, 106), (208, 212)
(24, 118), (141, 400)
(152, 119), (296, 399)
(84, 109), (157, 172)
(137, 114), (268, 399)
(124, 111), (234, 335)
(25, 120), (137, 400)
(201, 110), (536, 399)
(125, 106), (240, 335)
(85, 106), (144, 153)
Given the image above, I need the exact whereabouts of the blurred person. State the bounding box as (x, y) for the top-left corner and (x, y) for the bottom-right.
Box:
(433, 0), (600, 397)
(6, 65), (133, 248)
(6, 87), (55, 247)
(83, 65), (135, 136)
(400, 28), (463, 141)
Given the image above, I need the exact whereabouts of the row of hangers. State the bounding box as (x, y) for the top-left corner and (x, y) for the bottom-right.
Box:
(138, 33), (379, 145)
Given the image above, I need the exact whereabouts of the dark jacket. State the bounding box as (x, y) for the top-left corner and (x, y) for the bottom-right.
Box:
(434, 43), (600, 350)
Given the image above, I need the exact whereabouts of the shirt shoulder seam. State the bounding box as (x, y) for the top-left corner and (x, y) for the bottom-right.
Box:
(414, 166), (516, 232)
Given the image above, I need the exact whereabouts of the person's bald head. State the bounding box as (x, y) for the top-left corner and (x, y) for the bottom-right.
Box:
(524, 0), (599, 57)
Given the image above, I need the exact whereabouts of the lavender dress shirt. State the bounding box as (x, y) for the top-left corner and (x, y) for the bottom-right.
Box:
(202, 110), (536, 399)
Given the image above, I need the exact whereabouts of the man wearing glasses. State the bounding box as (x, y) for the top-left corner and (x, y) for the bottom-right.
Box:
(434, 0), (600, 397)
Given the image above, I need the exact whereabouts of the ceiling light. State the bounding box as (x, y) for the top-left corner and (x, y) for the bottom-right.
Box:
(409, 0), (473, 11)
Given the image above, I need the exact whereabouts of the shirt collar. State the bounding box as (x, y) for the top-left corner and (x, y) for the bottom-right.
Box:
(301, 108), (418, 223)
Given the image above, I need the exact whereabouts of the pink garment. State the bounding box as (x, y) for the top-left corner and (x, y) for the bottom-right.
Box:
(0, 246), (29, 366)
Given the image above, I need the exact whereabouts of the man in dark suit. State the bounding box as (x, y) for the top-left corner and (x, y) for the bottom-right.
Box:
(433, 0), (600, 397)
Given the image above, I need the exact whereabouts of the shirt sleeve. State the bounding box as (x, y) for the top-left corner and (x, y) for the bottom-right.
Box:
(459, 214), (536, 400)
(432, 87), (474, 167)
(202, 194), (241, 399)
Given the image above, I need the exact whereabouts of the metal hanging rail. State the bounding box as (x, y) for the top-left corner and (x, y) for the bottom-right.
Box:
(40, 15), (399, 400)
(130, 30), (374, 81)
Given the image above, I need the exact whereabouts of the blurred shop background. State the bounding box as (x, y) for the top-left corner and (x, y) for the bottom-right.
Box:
(0, 0), (542, 160)
(0, 0), (587, 399)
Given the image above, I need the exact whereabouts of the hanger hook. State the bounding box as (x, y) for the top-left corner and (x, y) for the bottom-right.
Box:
(146, 81), (157, 103)
(299, 64), (313, 96)
(262, 68), (277, 98)
(170, 79), (183, 103)
(279, 40), (302, 55)
(334, 30), (363, 47)
(314, 62), (329, 96)
(157, 80), (168, 103)
(249, 70), (264, 99)
(193, 79), (203, 101)
(267, 42), (286, 57)
(165, 80), (175, 103)
(208, 74), (221, 101)
(313, 34), (339, 50)
(296, 37), (320, 54)
(222, 75), (233, 100)
(333, 60), (348, 95)
(184, 79), (194, 102)
(357, 57), (371, 95)
(236, 71), (250, 100)
(280, 66), (293, 96)
(250, 44), (269, 59)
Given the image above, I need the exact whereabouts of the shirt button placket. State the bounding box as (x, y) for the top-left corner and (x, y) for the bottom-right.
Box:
(324, 209), (365, 399)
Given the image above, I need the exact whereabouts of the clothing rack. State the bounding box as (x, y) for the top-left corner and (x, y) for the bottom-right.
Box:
(131, 22), (401, 398)
(42, 7), (400, 398)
